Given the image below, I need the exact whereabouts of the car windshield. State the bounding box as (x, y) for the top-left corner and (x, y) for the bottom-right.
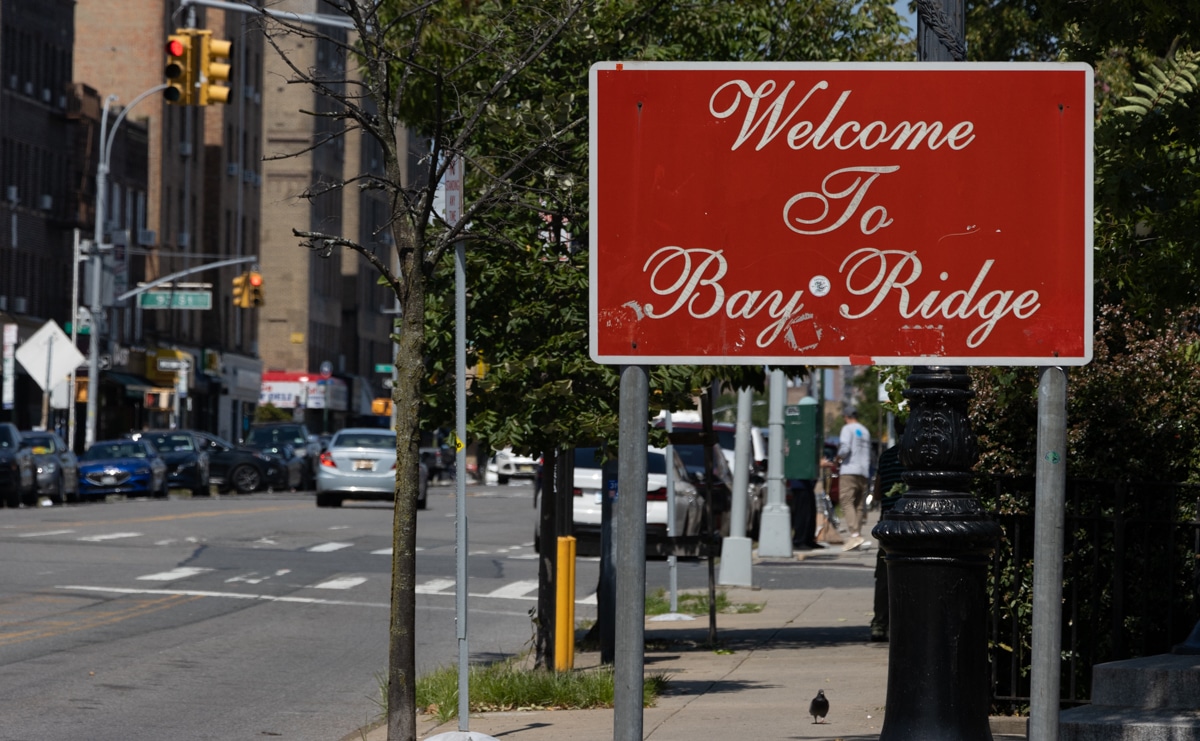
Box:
(144, 434), (195, 452)
(249, 427), (305, 446)
(22, 434), (55, 451)
(84, 442), (148, 460)
(333, 433), (394, 450)
(575, 447), (605, 470)
(574, 447), (667, 474)
(0, 428), (17, 448)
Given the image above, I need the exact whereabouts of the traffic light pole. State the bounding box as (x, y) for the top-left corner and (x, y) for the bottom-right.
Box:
(85, 90), (161, 449)
(84, 84), (237, 448)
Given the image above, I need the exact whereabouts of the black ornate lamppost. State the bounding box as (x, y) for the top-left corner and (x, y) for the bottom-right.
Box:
(873, 366), (1003, 740)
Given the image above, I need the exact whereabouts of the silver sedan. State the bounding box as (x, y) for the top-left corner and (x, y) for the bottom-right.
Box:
(315, 428), (427, 509)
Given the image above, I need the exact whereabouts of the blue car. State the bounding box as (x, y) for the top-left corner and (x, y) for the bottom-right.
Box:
(78, 439), (168, 501)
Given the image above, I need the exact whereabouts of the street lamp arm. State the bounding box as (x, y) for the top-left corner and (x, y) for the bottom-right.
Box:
(115, 256), (258, 302)
(101, 85), (170, 167)
(179, 0), (357, 30)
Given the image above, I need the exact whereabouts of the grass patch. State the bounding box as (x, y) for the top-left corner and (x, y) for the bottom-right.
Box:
(644, 588), (764, 616)
(414, 660), (670, 723)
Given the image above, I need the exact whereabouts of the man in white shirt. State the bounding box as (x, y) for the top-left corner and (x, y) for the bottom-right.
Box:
(837, 406), (872, 551)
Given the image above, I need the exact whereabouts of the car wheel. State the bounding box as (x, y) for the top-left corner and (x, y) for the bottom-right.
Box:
(3, 486), (19, 508)
(231, 465), (262, 494)
(316, 492), (341, 508)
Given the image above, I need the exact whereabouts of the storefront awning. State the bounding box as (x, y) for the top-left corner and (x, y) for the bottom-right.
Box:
(103, 371), (171, 400)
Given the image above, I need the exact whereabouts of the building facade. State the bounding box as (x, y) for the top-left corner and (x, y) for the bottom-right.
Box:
(70, 0), (265, 443)
(257, 0), (401, 434)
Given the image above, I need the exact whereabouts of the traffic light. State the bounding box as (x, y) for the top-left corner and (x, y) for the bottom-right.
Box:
(164, 32), (194, 105)
(247, 271), (264, 307)
(195, 30), (232, 105)
(232, 272), (248, 308)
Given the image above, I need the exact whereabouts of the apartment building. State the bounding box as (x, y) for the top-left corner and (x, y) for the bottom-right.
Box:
(70, 0), (264, 442)
(257, 0), (404, 434)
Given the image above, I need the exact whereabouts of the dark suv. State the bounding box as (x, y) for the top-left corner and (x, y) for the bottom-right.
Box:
(246, 422), (320, 489)
(127, 430), (211, 497)
(0, 423), (35, 508)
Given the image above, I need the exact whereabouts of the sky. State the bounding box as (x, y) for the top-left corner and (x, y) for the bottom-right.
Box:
(894, 1), (917, 38)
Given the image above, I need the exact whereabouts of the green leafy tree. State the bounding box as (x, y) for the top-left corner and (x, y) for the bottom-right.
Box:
(264, 0), (910, 734)
(420, 0), (911, 669)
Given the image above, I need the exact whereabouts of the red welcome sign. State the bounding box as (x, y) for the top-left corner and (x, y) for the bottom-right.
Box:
(589, 62), (1093, 365)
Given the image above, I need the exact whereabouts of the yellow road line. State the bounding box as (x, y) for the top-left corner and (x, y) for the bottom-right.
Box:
(1, 503), (308, 531)
(0, 594), (202, 647)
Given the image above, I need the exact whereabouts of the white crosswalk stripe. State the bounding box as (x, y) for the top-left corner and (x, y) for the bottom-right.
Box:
(138, 567), (212, 581)
(313, 577), (368, 590)
(78, 532), (142, 542)
(484, 580), (539, 599)
(308, 542), (354, 552)
(415, 578), (456, 594)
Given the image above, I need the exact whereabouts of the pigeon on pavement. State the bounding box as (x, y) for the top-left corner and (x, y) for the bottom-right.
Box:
(809, 689), (829, 724)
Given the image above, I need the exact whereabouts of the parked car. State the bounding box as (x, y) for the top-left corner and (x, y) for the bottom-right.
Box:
(0, 422), (36, 508)
(19, 431), (79, 505)
(315, 428), (427, 509)
(77, 438), (168, 500)
(128, 430), (211, 496)
(657, 418), (766, 538)
(566, 445), (705, 556)
(657, 418), (767, 477)
(194, 431), (300, 494)
(246, 422), (320, 489)
(487, 447), (539, 484)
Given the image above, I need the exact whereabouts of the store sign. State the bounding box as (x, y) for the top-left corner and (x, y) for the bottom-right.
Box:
(589, 62), (1093, 365)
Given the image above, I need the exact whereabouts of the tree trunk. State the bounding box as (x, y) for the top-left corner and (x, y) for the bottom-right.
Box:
(535, 449), (558, 669)
(387, 226), (426, 741)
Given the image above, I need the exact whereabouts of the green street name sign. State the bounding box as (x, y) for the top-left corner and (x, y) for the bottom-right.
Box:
(374, 363), (395, 373)
(139, 290), (213, 310)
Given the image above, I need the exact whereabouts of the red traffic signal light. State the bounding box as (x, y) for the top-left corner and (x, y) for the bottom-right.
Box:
(247, 271), (264, 307)
(164, 32), (194, 105)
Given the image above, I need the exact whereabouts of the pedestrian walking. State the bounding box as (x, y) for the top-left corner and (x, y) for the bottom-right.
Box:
(836, 406), (872, 551)
(789, 478), (818, 550)
(871, 417), (907, 641)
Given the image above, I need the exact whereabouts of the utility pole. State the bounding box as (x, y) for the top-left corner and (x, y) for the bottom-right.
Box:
(85, 88), (168, 448)
(873, 3), (1003, 739)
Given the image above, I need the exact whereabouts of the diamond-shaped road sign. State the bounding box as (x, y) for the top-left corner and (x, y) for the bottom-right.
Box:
(15, 320), (86, 392)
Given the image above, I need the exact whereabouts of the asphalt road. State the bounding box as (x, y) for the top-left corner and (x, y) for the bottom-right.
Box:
(0, 480), (871, 741)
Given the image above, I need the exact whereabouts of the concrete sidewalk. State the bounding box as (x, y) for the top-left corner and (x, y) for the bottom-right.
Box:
(350, 544), (1028, 741)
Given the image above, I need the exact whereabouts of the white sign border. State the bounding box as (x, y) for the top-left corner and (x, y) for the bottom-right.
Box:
(588, 61), (1095, 367)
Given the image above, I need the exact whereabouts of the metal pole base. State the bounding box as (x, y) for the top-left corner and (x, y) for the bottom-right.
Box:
(717, 536), (753, 586)
(756, 505), (792, 557)
(874, 366), (1001, 741)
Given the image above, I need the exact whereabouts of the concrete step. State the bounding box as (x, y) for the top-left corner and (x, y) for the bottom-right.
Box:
(1060, 654), (1200, 740)
(1060, 706), (1200, 741)
(1092, 654), (1200, 709)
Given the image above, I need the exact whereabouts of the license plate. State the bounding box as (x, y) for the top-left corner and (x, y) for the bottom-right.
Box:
(518, 465), (534, 473)
(353, 459), (375, 471)
(101, 475), (116, 485)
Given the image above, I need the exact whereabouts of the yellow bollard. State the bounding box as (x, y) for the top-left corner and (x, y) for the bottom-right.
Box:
(555, 535), (577, 671)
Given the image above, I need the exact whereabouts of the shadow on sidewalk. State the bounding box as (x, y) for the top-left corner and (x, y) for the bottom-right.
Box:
(642, 624), (880, 652)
